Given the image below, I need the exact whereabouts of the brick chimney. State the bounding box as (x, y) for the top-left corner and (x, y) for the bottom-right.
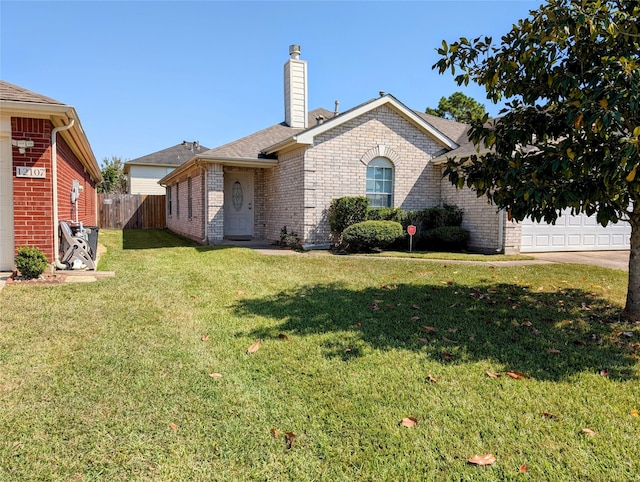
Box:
(284, 45), (308, 128)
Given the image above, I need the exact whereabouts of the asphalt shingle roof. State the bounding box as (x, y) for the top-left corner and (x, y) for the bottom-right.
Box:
(201, 108), (334, 159)
(0, 80), (64, 105)
(126, 143), (210, 167)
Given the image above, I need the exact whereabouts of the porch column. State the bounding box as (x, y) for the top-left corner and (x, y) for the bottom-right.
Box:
(206, 164), (224, 244)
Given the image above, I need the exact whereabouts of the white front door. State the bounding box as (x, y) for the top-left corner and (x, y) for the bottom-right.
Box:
(224, 171), (253, 238)
(0, 118), (14, 270)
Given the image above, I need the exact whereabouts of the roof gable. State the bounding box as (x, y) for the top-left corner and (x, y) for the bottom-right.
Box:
(264, 95), (460, 155)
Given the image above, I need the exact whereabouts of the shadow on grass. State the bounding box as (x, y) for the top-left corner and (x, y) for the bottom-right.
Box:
(235, 282), (638, 382)
(122, 228), (233, 252)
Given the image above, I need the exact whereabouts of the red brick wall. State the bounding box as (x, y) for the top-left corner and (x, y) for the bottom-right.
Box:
(11, 117), (97, 262)
(56, 132), (97, 227)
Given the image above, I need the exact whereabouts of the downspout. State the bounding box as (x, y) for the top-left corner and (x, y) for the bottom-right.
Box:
(51, 119), (75, 269)
(497, 208), (505, 253)
(196, 160), (208, 244)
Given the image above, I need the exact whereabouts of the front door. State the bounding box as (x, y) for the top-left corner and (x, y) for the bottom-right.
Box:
(224, 171), (253, 239)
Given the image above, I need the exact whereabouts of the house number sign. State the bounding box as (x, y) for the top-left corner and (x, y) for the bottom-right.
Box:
(16, 166), (46, 179)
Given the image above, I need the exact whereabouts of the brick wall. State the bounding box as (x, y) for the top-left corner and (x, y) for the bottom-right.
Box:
(264, 147), (306, 242)
(438, 172), (525, 253)
(11, 117), (97, 262)
(165, 164), (206, 243)
(299, 105), (444, 244)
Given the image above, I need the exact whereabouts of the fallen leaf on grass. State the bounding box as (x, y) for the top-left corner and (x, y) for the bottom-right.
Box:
(417, 338), (430, 345)
(468, 454), (496, 466)
(209, 373), (223, 379)
(520, 321), (533, 327)
(411, 304), (421, 310)
(506, 371), (529, 379)
(542, 412), (556, 419)
(235, 290), (245, 295)
(285, 432), (296, 449)
(486, 372), (501, 378)
(599, 368), (609, 377)
(447, 328), (458, 333)
(370, 303), (380, 311)
(354, 322), (362, 328)
(422, 326), (437, 333)
(427, 374), (438, 383)
(573, 340), (587, 346)
(581, 428), (596, 436)
(442, 336), (458, 344)
(441, 352), (455, 360)
(170, 423), (178, 432)
(270, 428), (278, 438)
(630, 410), (639, 417)
(247, 340), (261, 354)
(547, 348), (561, 354)
(518, 464), (527, 473)
(400, 417), (418, 427)
(201, 335), (210, 341)
(278, 333), (290, 340)
(410, 316), (421, 322)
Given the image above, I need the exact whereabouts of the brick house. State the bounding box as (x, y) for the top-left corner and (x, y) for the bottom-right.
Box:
(124, 142), (209, 195)
(160, 46), (630, 253)
(0, 81), (101, 271)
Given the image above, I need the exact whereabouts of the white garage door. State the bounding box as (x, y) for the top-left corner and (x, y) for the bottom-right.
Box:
(0, 125), (15, 271)
(521, 209), (631, 252)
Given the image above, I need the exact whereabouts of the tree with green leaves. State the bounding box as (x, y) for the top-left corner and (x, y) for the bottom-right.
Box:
(425, 91), (487, 123)
(97, 156), (127, 194)
(433, 0), (639, 319)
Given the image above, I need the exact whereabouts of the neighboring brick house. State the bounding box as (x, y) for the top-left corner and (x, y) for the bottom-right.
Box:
(0, 81), (102, 270)
(124, 142), (208, 195)
(160, 45), (630, 253)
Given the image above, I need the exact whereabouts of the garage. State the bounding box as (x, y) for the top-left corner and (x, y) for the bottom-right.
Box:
(521, 209), (631, 252)
(0, 121), (14, 271)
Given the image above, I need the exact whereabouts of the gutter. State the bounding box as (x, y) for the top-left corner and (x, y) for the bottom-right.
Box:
(195, 160), (208, 244)
(51, 119), (75, 269)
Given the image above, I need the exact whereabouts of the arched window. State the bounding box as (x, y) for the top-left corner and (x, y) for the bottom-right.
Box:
(366, 157), (393, 207)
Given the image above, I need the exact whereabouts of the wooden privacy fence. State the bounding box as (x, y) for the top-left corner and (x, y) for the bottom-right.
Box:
(98, 194), (166, 229)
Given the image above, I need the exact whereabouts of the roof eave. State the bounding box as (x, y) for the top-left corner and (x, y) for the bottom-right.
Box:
(263, 136), (310, 156)
(2, 100), (102, 182)
(158, 156), (278, 185)
(265, 95), (459, 155)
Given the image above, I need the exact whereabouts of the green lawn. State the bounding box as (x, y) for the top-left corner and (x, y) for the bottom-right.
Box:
(1, 229), (638, 480)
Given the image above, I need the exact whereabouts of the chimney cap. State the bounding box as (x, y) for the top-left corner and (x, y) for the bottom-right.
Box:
(289, 44), (301, 59)
(379, 91), (386, 97)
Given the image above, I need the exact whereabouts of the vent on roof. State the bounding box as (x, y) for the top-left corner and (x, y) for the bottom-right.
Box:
(316, 115), (325, 125)
(334, 100), (339, 116)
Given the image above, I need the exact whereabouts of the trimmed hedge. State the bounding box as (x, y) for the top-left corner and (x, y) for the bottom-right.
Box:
(15, 246), (48, 279)
(421, 226), (470, 251)
(328, 196), (369, 234)
(342, 221), (404, 252)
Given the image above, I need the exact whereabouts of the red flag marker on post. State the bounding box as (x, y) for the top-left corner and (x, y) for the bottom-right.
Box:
(407, 225), (416, 252)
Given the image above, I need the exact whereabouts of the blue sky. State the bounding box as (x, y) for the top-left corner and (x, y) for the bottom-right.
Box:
(1, 1), (541, 165)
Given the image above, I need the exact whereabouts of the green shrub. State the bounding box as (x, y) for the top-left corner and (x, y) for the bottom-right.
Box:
(422, 226), (470, 251)
(14, 246), (48, 279)
(366, 207), (409, 226)
(342, 221), (404, 252)
(279, 226), (301, 249)
(328, 197), (369, 234)
(418, 204), (464, 230)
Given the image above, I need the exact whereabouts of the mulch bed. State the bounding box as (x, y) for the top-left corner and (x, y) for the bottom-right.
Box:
(6, 272), (67, 285)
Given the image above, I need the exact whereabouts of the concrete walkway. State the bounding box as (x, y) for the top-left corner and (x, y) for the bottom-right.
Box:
(530, 250), (629, 271)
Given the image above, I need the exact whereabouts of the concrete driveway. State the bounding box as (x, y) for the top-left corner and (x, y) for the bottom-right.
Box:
(530, 250), (630, 271)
